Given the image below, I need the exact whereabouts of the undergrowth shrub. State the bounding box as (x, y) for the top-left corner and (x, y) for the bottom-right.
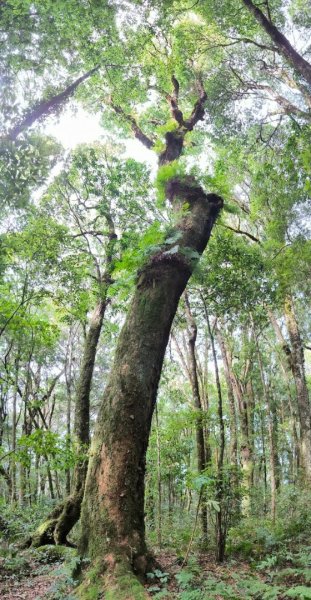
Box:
(227, 486), (311, 560)
(0, 497), (55, 543)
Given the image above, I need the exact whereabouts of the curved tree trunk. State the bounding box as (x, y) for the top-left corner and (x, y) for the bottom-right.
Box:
(75, 78), (222, 597)
(78, 178), (222, 596)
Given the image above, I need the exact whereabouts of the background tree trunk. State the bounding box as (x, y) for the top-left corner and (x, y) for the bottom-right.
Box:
(242, 0), (311, 87)
(184, 293), (208, 543)
(28, 295), (108, 547)
(284, 296), (311, 482)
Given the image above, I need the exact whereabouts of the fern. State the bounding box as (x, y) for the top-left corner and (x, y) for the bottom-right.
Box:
(286, 587), (311, 599)
(155, 160), (185, 205)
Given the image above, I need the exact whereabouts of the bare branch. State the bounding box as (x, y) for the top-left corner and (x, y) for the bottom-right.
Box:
(223, 224), (261, 244)
(110, 102), (155, 149)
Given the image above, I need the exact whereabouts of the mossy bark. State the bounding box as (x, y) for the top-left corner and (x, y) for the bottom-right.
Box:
(79, 178), (223, 590)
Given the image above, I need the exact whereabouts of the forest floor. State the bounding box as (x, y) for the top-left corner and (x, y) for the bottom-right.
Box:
(0, 543), (310, 599)
(0, 544), (78, 599)
(148, 545), (311, 599)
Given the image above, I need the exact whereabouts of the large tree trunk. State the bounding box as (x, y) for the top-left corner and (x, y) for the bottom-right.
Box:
(78, 178), (222, 595)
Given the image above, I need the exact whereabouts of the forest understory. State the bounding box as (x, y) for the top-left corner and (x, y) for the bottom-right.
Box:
(1, 494), (311, 599)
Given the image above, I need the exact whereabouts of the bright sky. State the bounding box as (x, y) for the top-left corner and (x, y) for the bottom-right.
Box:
(43, 104), (158, 171)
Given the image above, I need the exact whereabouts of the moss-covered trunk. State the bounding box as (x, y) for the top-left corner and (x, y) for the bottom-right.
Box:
(79, 178), (222, 594)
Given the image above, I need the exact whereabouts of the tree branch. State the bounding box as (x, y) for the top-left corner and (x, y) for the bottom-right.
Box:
(242, 0), (311, 88)
(6, 65), (100, 141)
(110, 102), (155, 149)
(223, 224), (261, 243)
(184, 78), (207, 131)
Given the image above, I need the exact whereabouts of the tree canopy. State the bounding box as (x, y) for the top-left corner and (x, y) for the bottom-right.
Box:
(0, 1), (310, 599)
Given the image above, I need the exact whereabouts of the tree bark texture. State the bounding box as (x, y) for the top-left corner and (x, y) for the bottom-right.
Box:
(79, 179), (223, 580)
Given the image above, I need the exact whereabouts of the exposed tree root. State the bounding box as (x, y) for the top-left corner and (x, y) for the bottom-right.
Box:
(21, 504), (65, 548)
(22, 487), (83, 548)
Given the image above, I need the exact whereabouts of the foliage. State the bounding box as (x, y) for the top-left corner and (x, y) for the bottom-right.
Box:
(0, 0), (310, 597)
